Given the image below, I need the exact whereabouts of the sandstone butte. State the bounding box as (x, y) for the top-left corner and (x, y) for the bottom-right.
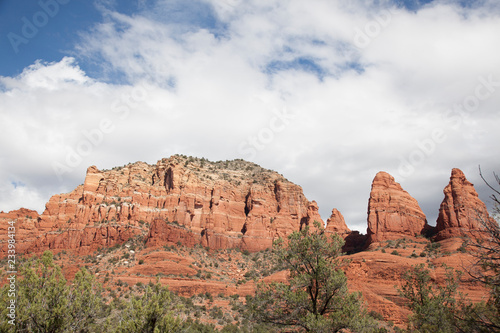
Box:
(0, 156), (326, 256)
(324, 208), (368, 252)
(434, 168), (495, 240)
(366, 171), (431, 246)
(365, 169), (493, 245)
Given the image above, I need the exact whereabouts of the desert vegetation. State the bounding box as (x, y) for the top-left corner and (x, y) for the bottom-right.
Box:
(1, 165), (500, 332)
(2, 211), (500, 333)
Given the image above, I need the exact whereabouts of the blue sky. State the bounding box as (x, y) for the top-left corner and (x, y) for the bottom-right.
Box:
(1, 0), (97, 76)
(0, 0), (436, 79)
(1, 0), (499, 232)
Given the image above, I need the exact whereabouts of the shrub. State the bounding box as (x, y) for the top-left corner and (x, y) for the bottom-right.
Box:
(368, 310), (384, 321)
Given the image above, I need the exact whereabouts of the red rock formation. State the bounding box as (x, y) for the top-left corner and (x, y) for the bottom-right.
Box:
(0, 208), (142, 256)
(1, 156), (324, 256)
(435, 168), (492, 240)
(324, 208), (366, 253)
(325, 208), (351, 236)
(146, 219), (211, 249)
(367, 172), (429, 245)
(0, 209), (40, 255)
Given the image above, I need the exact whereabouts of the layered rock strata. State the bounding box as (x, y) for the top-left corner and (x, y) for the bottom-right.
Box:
(435, 168), (493, 240)
(1, 156), (325, 255)
(366, 171), (430, 245)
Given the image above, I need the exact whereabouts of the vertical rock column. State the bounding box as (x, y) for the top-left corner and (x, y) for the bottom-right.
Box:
(366, 171), (429, 245)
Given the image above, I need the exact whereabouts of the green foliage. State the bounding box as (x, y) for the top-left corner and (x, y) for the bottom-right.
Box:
(109, 282), (183, 333)
(399, 260), (500, 332)
(460, 218), (500, 331)
(0, 251), (103, 333)
(247, 221), (378, 332)
(179, 318), (217, 332)
(457, 300), (500, 333)
(398, 263), (461, 332)
(66, 267), (105, 332)
(424, 242), (442, 257)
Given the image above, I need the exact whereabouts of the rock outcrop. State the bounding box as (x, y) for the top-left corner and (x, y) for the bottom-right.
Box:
(325, 208), (367, 253)
(435, 168), (492, 240)
(366, 171), (430, 245)
(325, 209), (351, 236)
(1, 156), (325, 255)
(0, 209), (40, 255)
(0, 207), (142, 256)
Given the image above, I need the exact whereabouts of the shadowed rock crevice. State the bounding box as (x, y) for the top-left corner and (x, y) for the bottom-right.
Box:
(165, 167), (174, 192)
(273, 181), (281, 213)
(299, 217), (308, 230)
(244, 190), (251, 216)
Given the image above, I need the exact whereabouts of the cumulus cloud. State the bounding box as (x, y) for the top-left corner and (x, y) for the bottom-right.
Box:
(0, 0), (499, 232)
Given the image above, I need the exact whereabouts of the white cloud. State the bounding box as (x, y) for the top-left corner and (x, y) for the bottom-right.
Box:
(0, 181), (46, 214)
(1, 0), (499, 232)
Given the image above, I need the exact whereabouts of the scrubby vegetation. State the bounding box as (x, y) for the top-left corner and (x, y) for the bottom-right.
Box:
(247, 221), (381, 332)
(0, 226), (386, 332)
(2, 199), (500, 332)
(0, 250), (273, 333)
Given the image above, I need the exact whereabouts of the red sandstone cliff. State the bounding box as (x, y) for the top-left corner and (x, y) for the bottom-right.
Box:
(366, 171), (430, 245)
(2, 162), (495, 257)
(0, 156), (325, 255)
(435, 168), (493, 240)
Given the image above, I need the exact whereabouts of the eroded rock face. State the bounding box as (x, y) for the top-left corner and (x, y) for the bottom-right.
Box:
(367, 172), (429, 245)
(0, 207), (142, 256)
(325, 209), (351, 236)
(1, 156), (324, 255)
(0, 209), (40, 255)
(435, 168), (492, 240)
(324, 209), (366, 253)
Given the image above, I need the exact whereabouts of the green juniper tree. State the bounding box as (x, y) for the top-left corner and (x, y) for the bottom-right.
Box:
(247, 221), (378, 332)
(398, 263), (461, 333)
(0, 251), (103, 333)
(109, 282), (183, 333)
